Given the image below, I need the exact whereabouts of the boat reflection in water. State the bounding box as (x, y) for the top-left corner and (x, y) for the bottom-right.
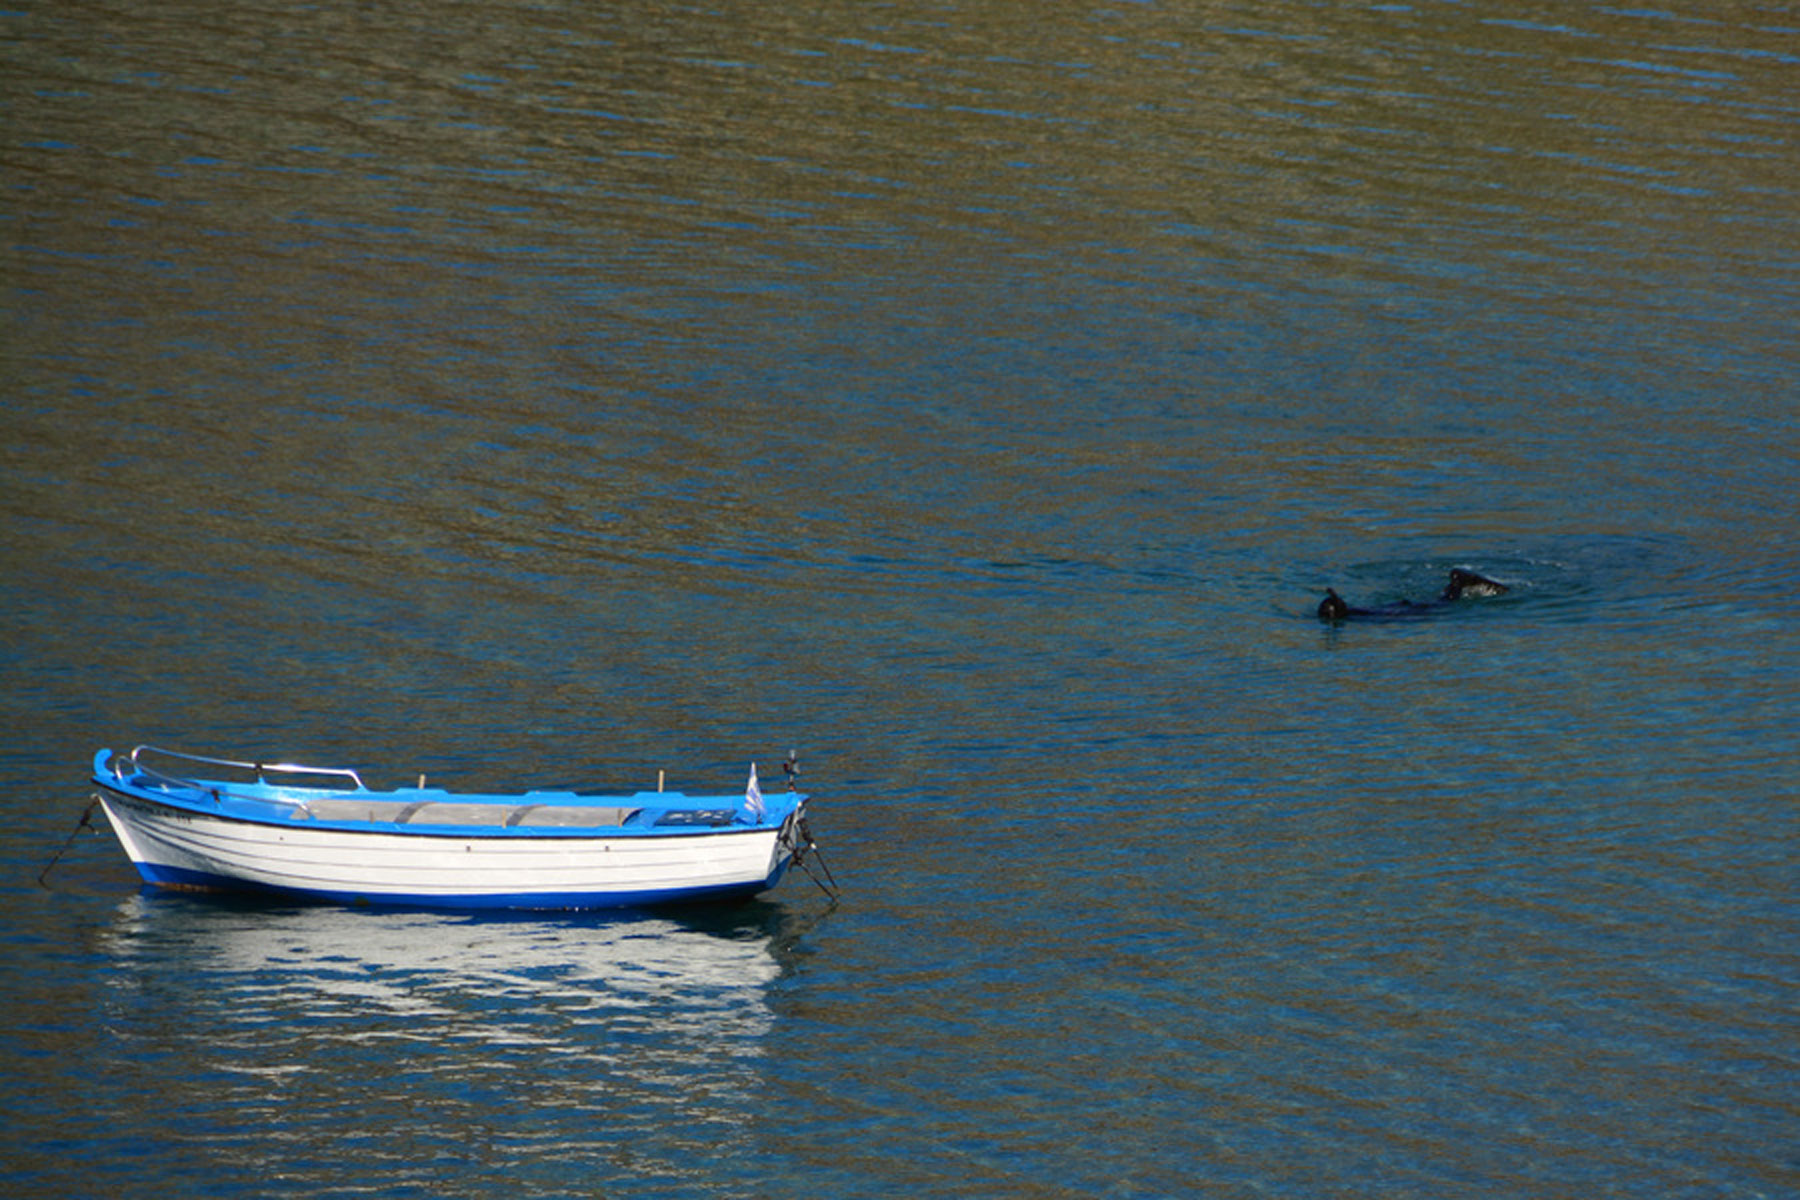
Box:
(94, 892), (804, 1192)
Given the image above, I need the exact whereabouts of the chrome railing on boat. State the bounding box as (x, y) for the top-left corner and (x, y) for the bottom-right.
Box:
(126, 745), (367, 793)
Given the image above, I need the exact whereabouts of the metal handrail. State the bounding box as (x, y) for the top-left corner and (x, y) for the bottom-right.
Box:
(127, 745), (367, 791)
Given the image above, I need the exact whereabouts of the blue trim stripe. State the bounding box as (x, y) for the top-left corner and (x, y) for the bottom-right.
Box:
(133, 860), (789, 911)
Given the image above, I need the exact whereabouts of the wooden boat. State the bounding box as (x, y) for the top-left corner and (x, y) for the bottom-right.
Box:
(90, 746), (816, 910)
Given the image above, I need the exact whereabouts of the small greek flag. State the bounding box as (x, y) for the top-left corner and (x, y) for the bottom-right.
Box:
(745, 763), (765, 822)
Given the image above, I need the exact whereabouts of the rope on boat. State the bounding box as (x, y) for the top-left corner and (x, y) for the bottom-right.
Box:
(38, 796), (101, 887)
(788, 815), (840, 904)
(799, 818), (839, 896)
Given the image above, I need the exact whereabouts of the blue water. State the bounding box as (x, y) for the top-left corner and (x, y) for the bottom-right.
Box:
(4, 1), (1798, 1196)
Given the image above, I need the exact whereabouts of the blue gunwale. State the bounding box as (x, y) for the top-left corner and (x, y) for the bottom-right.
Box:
(92, 748), (802, 840)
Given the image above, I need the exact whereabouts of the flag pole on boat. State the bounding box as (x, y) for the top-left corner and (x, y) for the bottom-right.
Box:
(745, 762), (765, 822)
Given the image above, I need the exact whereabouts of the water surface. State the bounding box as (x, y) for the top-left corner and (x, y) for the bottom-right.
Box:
(4, 1), (1797, 1196)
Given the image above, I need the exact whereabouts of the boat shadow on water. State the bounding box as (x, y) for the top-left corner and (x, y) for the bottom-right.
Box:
(96, 886), (821, 1018)
(78, 887), (815, 1160)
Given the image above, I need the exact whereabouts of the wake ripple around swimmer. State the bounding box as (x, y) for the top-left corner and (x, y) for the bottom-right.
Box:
(1314, 534), (1708, 625)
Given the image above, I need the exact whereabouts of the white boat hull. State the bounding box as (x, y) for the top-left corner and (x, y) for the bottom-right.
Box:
(96, 788), (797, 909)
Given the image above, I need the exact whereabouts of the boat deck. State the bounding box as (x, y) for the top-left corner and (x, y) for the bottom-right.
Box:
(115, 777), (760, 835)
(97, 748), (788, 838)
(300, 796), (647, 828)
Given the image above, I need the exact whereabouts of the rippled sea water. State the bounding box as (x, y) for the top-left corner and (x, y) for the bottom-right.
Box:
(4, 2), (1798, 1196)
